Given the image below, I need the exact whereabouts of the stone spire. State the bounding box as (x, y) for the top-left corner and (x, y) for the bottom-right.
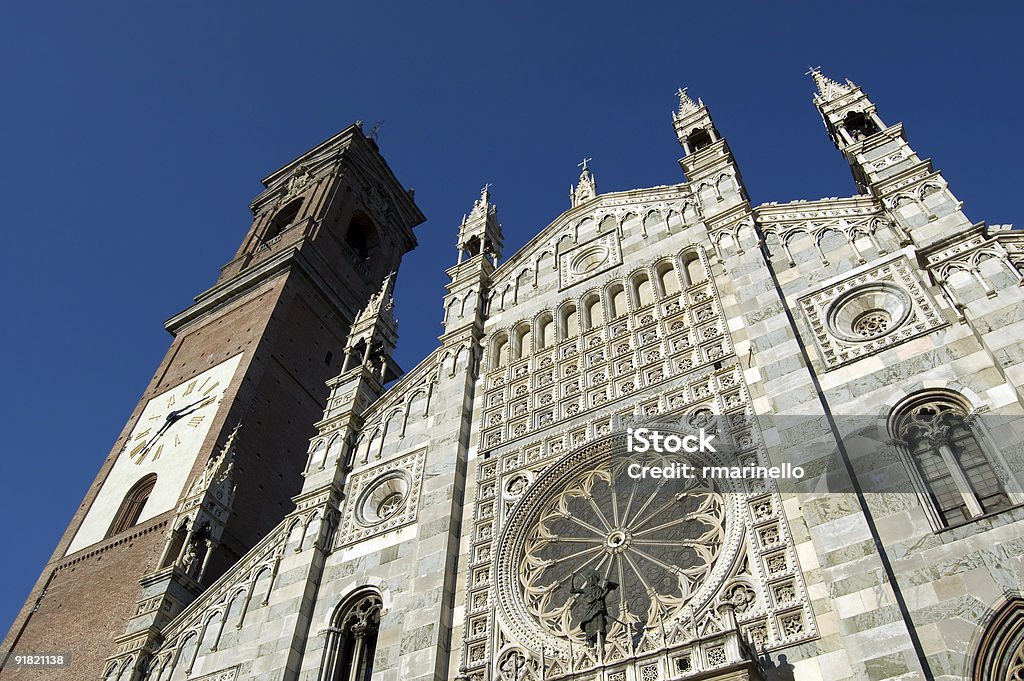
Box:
(809, 67), (853, 103)
(672, 87), (702, 122)
(570, 158), (597, 208)
(354, 271), (397, 333)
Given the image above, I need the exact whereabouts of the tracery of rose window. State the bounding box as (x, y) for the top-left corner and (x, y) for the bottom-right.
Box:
(515, 452), (725, 644)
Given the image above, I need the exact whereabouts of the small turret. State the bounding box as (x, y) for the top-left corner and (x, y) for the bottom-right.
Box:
(339, 273), (401, 384)
(570, 158), (598, 208)
(457, 185), (503, 267)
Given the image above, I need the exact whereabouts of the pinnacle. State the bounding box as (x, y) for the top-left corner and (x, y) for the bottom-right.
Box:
(469, 183), (494, 219)
(807, 66), (853, 101)
(673, 87), (702, 120)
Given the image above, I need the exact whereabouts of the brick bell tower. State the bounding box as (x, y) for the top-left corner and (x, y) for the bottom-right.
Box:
(1, 124), (425, 680)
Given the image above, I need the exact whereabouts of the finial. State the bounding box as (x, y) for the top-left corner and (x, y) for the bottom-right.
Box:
(368, 120), (384, 141)
(808, 67), (852, 101)
(674, 86), (701, 119)
(469, 183), (493, 218)
(571, 158), (597, 207)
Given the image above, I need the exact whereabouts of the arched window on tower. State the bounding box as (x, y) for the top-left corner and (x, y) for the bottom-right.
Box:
(631, 271), (654, 308)
(266, 198), (303, 241)
(345, 211), (378, 262)
(512, 322), (532, 359)
(462, 235), (482, 259)
(320, 591), (382, 681)
(842, 110), (880, 142)
(890, 390), (1014, 528)
(107, 474), (157, 538)
(686, 127), (713, 153)
(683, 251), (707, 285)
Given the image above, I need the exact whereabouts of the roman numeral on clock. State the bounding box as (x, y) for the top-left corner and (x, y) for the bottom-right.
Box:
(187, 415), (205, 427)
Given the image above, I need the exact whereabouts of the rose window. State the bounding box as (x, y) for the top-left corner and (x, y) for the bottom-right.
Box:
(356, 471), (410, 526)
(376, 492), (405, 520)
(509, 450), (725, 644)
(852, 310), (891, 338)
(825, 282), (910, 342)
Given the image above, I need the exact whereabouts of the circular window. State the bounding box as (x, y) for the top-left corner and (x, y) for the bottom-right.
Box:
(851, 310), (892, 338)
(356, 471), (410, 526)
(570, 245), (610, 275)
(826, 283), (911, 342)
(495, 436), (741, 653)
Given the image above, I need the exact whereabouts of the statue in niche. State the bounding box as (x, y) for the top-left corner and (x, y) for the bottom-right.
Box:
(179, 522), (211, 580)
(571, 571), (619, 646)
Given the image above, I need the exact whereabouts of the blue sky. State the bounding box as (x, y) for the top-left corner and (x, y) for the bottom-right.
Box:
(1, 1), (1021, 635)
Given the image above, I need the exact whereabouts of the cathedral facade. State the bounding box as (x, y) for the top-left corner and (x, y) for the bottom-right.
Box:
(5, 71), (1024, 681)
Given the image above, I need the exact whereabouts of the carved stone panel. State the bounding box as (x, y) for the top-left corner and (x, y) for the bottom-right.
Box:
(559, 233), (623, 289)
(798, 257), (947, 368)
(337, 449), (426, 546)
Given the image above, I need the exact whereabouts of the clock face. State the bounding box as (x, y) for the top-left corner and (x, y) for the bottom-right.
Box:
(66, 354), (243, 554)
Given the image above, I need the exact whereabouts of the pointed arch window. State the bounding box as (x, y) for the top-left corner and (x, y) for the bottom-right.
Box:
(106, 474), (157, 538)
(890, 391), (1015, 528)
(321, 591), (382, 681)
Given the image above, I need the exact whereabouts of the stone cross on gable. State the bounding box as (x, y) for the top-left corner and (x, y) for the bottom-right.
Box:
(578, 157), (593, 172)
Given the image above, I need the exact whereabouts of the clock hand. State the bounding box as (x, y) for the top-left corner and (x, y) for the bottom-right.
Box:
(131, 396), (217, 463)
(132, 416), (175, 461)
(171, 395), (216, 419)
